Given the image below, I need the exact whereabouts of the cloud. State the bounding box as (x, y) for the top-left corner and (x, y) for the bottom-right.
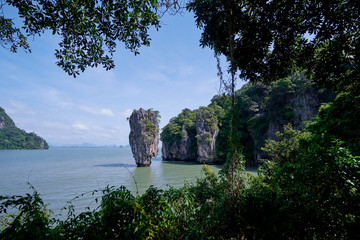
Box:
(72, 123), (89, 131)
(100, 108), (115, 117)
(79, 105), (116, 117)
(6, 100), (36, 115)
(145, 64), (195, 85)
(41, 88), (73, 109)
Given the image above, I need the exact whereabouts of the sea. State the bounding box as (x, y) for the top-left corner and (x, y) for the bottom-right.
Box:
(0, 147), (229, 217)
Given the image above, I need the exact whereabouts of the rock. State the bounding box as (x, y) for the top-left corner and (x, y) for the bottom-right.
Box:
(195, 108), (219, 164)
(129, 108), (160, 167)
(265, 77), (320, 141)
(162, 125), (197, 161)
(0, 116), (5, 129)
(160, 73), (331, 166)
(253, 75), (322, 165)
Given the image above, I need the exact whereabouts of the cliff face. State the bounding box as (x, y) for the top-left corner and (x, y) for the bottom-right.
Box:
(161, 74), (332, 166)
(243, 75), (324, 165)
(195, 109), (219, 164)
(161, 107), (222, 164)
(129, 108), (160, 167)
(265, 78), (320, 141)
(162, 125), (197, 161)
(0, 107), (49, 150)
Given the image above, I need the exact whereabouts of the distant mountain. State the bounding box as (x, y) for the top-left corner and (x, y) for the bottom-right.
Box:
(0, 107), (48, 150)
(119, 144), (130, 148)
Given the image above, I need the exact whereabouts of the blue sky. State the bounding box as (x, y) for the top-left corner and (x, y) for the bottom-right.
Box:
(0, 8), (244, 146)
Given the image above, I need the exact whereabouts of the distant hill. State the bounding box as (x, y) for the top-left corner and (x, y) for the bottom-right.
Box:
(0, 107), (49, 150)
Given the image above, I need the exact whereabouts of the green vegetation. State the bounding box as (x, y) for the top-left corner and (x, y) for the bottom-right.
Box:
(141, 108), (160, 136)
(309, 90), (360, 156)
(0, 107), (48, 150)
(1, 0), (360, 239)
(160, 108), (197, 146)
(162, 75), (331, 165)
(160, 104), (224, 162)
(187, 0), (359, 91)
(1, 132), (359, 238)
(0, 1), (181, 77)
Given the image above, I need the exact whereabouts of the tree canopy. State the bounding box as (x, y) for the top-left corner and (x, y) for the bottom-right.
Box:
(188, 0), (359, 92)
(0, 0), (181, 77)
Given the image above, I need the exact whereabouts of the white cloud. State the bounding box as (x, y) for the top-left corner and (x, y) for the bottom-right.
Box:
(72, 123), (89, 131)
(100, 108), (115, 117)
(78, 105), (115, 117)
(41, 88), (73, 108)
(6, 100), (36, 115)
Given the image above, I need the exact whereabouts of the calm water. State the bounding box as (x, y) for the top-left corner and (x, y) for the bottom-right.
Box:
(0, 147), (225, 216)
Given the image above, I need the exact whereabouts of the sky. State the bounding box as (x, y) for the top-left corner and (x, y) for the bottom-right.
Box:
(0, 7), (245, 146)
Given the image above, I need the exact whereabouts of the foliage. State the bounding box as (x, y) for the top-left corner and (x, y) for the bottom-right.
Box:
(188, 0), (360, 92)
(1, 184), (197, 240)
(0, 107), (49, 150)
(160, 108), (197, 146)
(161, 104), (226, 162)
(0, 185), (55, 240)
(0, 0), (182, 76)
(258, 125), (360, 239)
(162, 74), (330, 165)
(212, 74), (329, 165)
(310, 90), (360, 156)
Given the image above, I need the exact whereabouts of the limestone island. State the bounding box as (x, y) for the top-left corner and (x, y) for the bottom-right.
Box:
(0, 107), (48, 150)
(128, 108), (160, 167)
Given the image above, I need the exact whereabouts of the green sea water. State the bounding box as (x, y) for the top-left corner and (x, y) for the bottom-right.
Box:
(0, 147), (256, 216)
(0, 148), (215, 213)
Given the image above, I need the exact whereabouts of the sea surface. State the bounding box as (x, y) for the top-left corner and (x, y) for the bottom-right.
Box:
(0, 147), (229, 216)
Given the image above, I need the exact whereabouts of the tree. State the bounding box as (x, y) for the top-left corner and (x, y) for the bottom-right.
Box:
(259, 125), (360, 238)
(187, 0), (359, 92)
(0, 0), (182, 77)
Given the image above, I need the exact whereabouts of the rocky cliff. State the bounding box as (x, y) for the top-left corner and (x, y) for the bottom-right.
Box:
(162, 125), (197, 161)
(161, 73), (332, 166)
(161, 106), (223, 164)
(0, 107), (49, 150)
(161, 108), (198, 161)
(129, 108), (160, 167)
(249, 75), (323, 165)
(195, 108), (219, 164)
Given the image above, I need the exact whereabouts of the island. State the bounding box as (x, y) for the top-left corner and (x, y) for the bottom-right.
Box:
(128, 108), (160, 167)
(0, 107), (49, 150)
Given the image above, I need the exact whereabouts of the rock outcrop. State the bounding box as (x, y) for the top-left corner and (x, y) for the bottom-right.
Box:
(161, 107), (221, 164)
(264, 78), (320, 141)
(0, 107), (49, 149)
(0, 116), (6, 129)
(161, 73), (332, 166)
(162, 125), (197, 161)
(195, 108), (219, 164)
(129, 108), (160, 167)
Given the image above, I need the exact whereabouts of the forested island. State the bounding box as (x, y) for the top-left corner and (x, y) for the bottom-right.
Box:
(1, 0), (359, 239)
(0, 107), (48, 150)
(161, 73), (334, 165)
